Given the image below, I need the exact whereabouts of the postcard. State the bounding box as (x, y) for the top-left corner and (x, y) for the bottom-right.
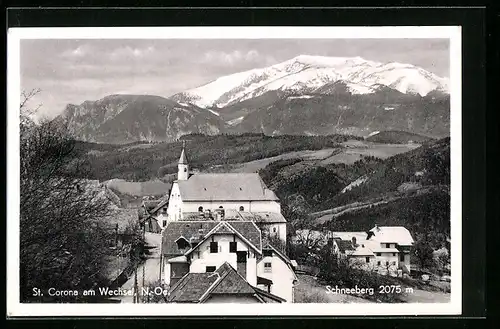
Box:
(7, 25), (462, 316)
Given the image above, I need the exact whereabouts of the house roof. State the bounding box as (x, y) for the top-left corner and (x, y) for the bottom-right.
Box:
(162, 220), (262, 257)
(167, 262), (283, 303)
(150, 195), (169, 215)
(336, 240), (356, 253)
(257, 276), (273, 285)
(371, 248), (400, 253)
(369, 226), (414, 246)
(177, 173), (279, 201)
(350, 245), (375, 256)
(252, 286), (286, 303)
(162, 221), (218, 256)
(185, 221), (262, 256)
(167, 255), (188, 263)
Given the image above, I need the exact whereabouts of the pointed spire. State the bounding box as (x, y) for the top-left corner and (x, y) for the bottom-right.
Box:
(179, 141), (188, 164)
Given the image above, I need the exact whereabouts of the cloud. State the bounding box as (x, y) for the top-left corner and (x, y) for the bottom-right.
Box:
(200, 50), (273, 66)
(108, 46), (156, 60)
(60, 45), (90, 58)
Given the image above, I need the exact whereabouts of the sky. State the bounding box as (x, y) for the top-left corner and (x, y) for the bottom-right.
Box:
(20, 39), (449, 119)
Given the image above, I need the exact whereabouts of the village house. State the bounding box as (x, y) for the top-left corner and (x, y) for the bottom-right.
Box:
(327, 225), (414, 276)
(162, 145), (287, 243)
(166, 262), (285, 303)
(161, 220), (298, 303)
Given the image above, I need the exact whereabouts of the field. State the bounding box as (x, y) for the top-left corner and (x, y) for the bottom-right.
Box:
(207, 140), (420, 174)
(320, 140), (421, 165)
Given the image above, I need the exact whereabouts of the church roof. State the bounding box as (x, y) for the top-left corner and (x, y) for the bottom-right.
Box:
(177, 173), (279, 201)
(178, 148), (188, 164)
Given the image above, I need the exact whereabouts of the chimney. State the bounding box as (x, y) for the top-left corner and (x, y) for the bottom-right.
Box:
(366, 231), (375, 240)
(352, 237), (357, 247)
(237, 262), (246, 279)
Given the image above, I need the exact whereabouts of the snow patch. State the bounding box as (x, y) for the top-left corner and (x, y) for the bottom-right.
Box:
(227, 116), (244, 126)
(367, 131), (380, 137)
(208, 109), (220, 116)
(341, 175), (369, 193)
(288, 95), (314, 99)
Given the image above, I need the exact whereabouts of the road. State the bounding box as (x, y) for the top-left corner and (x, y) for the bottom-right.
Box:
(116, 232), (163, 303)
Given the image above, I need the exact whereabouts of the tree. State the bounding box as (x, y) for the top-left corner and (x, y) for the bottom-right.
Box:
(19, 90), (114, 302)
(413, 234), (435, 271)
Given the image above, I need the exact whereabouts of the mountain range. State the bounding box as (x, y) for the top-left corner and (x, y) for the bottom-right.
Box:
(55, 55), (450, 143)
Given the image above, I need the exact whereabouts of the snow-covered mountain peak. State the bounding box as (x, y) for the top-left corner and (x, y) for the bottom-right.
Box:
(170, 55), (449, 108)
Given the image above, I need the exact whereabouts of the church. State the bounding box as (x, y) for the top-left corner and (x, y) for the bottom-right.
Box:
(162, 144), (287, 243)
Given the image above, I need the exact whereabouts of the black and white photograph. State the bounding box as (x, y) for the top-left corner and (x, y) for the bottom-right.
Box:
(7, 26), (462, 316)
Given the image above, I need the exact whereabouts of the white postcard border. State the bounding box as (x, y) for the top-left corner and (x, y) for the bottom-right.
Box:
(7, 26), (462, 317)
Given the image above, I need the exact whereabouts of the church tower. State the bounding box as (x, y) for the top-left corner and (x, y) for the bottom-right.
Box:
(177, 141), (189, 181)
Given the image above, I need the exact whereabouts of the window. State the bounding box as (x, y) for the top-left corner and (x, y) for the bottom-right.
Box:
(219, 206), (224, 209)
(184, 168), (187, 172)
(162, 220), (167, 227)
(263, 249), (273, 257)
(264, 262), (272, 272)
(229, 241), (237, 253)
(385, 261), (389, 266)
(400, 253), (405, 262)
(392, 253), (396, 256)
(206, 266), (216, 273)
(365, 257), (370, 263)
(210, 242), (218, 253)
(176, 238), (190, 250)
(392, 261), (396, 265)
(273, 227), (277, 233)
(239, 206), (244, 211)
(198, 206), (203, 212)
(376, 252), (381, 256)
(377, 261), (381, 266)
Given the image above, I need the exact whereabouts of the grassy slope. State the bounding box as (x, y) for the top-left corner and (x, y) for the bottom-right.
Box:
(365, 130), (435, 144)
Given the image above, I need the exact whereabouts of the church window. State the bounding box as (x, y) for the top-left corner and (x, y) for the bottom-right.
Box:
(198, 206), (203, 212)
(239, 206), (244, 211)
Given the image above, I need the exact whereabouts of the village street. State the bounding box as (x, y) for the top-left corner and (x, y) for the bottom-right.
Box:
(116, 232), (162, 303)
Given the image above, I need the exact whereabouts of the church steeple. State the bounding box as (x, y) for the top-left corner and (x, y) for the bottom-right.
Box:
(177, 141), (189, 180)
